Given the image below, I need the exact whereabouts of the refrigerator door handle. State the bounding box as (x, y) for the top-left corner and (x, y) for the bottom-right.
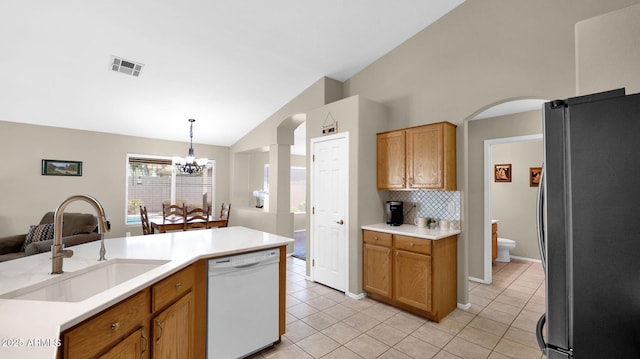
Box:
(536, 165), (546, 271)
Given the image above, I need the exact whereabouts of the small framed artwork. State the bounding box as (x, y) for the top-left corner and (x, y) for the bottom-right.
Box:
(42, 159), (83, 176)
(530, 167), (542, 187)
(494, 164), (512, 182)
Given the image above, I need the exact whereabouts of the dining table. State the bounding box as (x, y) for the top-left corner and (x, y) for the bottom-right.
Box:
(150, 215), (228, 233)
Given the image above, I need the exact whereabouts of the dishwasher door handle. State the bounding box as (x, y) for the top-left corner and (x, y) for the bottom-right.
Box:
(233, 261), (263, 269)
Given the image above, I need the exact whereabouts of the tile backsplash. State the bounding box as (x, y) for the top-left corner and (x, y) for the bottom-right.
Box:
(388, 190), (461, 227)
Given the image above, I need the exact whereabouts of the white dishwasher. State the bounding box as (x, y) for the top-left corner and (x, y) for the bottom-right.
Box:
(207, 248), (280, 359)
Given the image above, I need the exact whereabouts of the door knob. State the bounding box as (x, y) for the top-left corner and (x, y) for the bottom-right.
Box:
(335, 219), (344, 225)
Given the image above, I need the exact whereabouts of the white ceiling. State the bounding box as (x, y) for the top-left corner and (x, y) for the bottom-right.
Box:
(0, 0), (466, 146)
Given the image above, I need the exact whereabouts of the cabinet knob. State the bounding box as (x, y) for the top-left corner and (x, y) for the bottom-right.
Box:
(175, 282), (183, 289)
(374, 237), (379, 240)
(410, 242), (415, 247)
(111, 322), (121, 331)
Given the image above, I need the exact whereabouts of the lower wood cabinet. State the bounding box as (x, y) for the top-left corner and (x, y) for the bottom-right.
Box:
(98, 327), (148, 359)
(60, 263), (201, 359)
(152, 292), (194, 359)
(62, 289), (150, 359)
(362, 231), (392, 298)
(362, 230), (457, 322)
(394, 249), (432, 312)
(492, 222), (498, 262)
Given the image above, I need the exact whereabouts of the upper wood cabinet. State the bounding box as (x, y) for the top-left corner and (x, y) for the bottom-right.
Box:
(376, 130), (406, 189)
(377, 122), (457, 191)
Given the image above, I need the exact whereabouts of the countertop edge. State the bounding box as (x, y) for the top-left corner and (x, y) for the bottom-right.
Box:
(361, 223), (461, 240)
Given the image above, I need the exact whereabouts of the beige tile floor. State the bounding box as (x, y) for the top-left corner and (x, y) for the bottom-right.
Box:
(250, 256), (546, 359)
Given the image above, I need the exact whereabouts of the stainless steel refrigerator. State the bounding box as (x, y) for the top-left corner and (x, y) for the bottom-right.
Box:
(536, 88), (640, 358)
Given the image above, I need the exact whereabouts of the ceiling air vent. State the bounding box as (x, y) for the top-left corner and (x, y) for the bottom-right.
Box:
(111, 56), (143, 77)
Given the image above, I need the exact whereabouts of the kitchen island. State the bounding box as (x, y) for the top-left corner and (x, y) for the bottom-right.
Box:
(0, 226), (293, 358)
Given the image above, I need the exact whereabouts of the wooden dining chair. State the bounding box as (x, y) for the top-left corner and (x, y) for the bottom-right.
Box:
(218, 203), (231, 227)
(184, 206), (210, 230)
(139, 205), (154, 235)
(162, 203), (186, 223)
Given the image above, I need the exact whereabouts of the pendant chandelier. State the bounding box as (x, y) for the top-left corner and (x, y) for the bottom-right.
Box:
(175, 119), (208, 174)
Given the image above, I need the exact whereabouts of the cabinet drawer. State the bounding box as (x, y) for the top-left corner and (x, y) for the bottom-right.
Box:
(394, 235), (431, 255)
(63, 289), (150, 359)
(363, 230), (392, 247)
(152, 265), (195, 312)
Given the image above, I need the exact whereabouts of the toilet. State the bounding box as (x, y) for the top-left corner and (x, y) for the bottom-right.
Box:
(496, 238), (516, 262)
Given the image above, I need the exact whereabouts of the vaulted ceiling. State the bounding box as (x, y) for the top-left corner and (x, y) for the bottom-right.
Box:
(0, 0), (466, 146)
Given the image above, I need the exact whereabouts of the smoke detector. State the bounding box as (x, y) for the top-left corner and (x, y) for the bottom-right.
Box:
(110, 56), (143, 77)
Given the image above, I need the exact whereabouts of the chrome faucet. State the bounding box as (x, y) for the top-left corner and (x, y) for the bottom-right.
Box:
(51, 195), (110, 274)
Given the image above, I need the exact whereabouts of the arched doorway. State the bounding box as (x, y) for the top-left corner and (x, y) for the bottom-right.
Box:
(464, 98), (546, 284)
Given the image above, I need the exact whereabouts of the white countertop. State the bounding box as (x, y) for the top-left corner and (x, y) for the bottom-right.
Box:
(0, 226), (293, 359)
(361, 223), (461, 240)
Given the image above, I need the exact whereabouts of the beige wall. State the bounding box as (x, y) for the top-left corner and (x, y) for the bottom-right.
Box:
(491, 140), (543, 260)
(0, 121), (230, 238)
(576, 3), (640, 95)
(306, 95), (388, 295)
(343, 0), (640, 127)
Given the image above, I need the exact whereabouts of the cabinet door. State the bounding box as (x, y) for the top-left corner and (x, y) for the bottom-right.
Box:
(363, 243), (392, 298)
(377, 131), (406, 189)
(406, 125), (443, 189)
(153, 292), (194, 359)
(394, 249), (432, 312)
(98, 327), (148, 359)
(492, 223), (498, 262)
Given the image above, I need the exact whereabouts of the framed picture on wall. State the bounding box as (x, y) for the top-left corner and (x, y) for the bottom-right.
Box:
(494, 164), (511, 182)
(530, 167), (542, 187)
(41, 159), (83, 176)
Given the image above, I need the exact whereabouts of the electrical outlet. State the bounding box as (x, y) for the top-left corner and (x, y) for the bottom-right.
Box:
(448, 202), (455, 213)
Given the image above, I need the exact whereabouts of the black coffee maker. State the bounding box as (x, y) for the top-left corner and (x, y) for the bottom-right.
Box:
(386, 201), (404, 226)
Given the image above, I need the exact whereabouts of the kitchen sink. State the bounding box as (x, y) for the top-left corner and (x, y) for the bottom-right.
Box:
(0, 258), (169, 302)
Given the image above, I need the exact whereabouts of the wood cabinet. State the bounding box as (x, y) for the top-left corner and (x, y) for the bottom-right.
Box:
(60, 263), (201, 359)
(376, 122), (457, 191)
(362, 231), (392, 298)
(151, 266), (195, 359)
(492, 222), (498, 262)
(376, 131), (406, 189)
(152, 292), (194, 359)
(98, 328), (148, 359)
(62, 289), (150, 359)
(362, 230), (457, 322)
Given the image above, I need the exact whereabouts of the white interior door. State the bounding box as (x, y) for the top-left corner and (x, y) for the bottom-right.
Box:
(311, 133), (348, 292)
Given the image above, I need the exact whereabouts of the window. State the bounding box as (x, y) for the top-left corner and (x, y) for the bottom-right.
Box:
(126, 155), (214, 223)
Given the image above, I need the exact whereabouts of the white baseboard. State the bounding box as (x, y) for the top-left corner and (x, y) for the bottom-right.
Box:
(347, 292), (366, 300)
(510, 255), (542, 263)
(457, 302), (471, 310)
(468, 276), (490, 284)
